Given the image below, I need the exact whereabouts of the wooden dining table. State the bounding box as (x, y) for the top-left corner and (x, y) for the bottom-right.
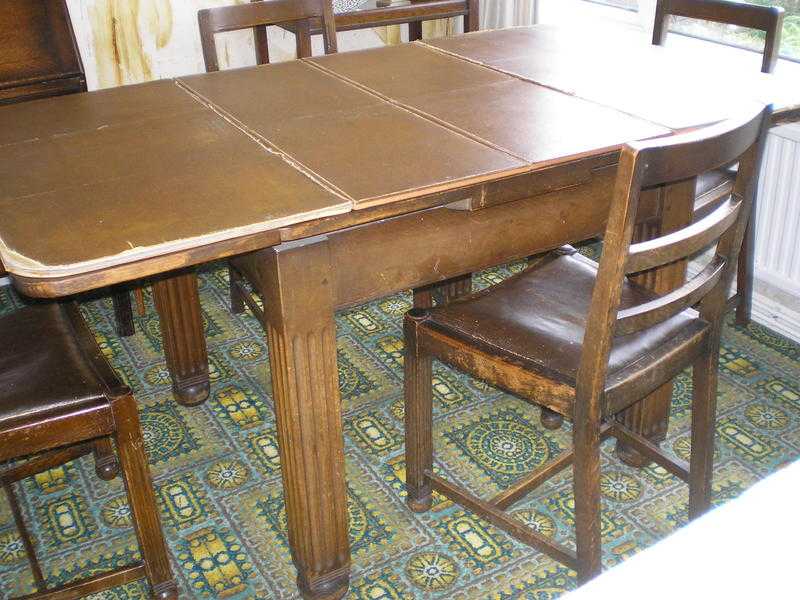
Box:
(0, 22), (798, 600)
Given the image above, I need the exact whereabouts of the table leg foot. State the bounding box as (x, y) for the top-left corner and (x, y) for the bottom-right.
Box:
(297, 567), (350, 600)
(171, 379), (210, 407)
(153, 270), (210, 406)
(541, 407), (564, 430)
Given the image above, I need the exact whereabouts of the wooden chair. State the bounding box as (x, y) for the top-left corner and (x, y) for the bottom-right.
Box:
(0, 302), (177, 599)
(197, 0), (338, 322)
(403, 105), (772, 583)
(0, 0), (146, 337)
(198, 0), (337, 73)
(278, 0), (481, 42)
(653, 0), (785, 324)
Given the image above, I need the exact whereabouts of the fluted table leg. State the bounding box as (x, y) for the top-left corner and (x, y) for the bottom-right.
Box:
(152, 270), (210, 406)
(257, 238), (351, 600)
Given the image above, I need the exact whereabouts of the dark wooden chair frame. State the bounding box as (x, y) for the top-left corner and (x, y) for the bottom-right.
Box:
(0, 302), (176, 599)
(275, 0), (480, 44)
(198, 0), (338, 72)
(653, 0), (785, 73)
(403, 105), (772, 582)
(653, 0), (784, 325)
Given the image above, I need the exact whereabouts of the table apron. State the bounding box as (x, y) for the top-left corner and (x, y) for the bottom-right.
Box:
(234, 167), (620, 310)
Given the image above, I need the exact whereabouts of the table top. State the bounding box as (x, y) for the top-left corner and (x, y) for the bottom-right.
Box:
(0, 24), (797, 291)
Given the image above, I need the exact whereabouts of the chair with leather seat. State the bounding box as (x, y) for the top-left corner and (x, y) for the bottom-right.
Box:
(197, 0), (338, 323)
(0, 302), (177, 599)
(653, 0), (785, 324)
(403, 105), (771, 583)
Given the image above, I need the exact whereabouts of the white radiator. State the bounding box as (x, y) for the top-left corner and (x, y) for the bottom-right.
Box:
(750, 124), (800, 342)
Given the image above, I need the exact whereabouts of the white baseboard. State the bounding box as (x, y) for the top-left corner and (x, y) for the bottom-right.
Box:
(750, 290), (800, 344)
(689, 258), (800, 344)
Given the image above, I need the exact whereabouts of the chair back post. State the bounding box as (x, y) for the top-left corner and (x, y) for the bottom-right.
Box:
(318, 0), (338, 54)
(574, 148), (645, 414)
(652, 0), (785, 73)
(198, 0), (337, 72)
(696, 108), (773, 323)
(465, 0), (480, 32)
(575, 104), (772, 414)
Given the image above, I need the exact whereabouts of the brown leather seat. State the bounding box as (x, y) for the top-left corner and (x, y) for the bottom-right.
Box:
(425, 248), (707, 388)
(0, 303), (108, 427)
(0, 301), (177, 599)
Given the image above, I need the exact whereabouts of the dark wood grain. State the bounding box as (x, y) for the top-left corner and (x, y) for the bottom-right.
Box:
(0, 302), (176, 599)
(152, 271), (210, 406)
(256, 239), (351, 600)
(198, 0), (337, 72)
(0, 0), (84, 105)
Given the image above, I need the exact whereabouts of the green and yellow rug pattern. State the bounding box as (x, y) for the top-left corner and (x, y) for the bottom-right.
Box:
(0, 258), (798, 599)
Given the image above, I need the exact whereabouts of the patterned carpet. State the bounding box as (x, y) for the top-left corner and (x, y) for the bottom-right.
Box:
(0, 257), (799, 599)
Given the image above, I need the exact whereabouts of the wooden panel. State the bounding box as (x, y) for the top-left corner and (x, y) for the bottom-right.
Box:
(308, 42), (509, 100)
(0, 0), (82, 88)
(0, 79), (195, 145)
(179, 59), (528, 208)
(0, 76), (84, 105)
(0, 82), (349, 278)
(312, 50), (670, 163)
(2, 24), (798, 288)
(423, 25), (800, 129)
(180, 60), (383, 124)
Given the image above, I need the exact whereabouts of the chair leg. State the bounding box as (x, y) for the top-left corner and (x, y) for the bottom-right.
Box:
(92, 437), (120, 481)
(111, 394), (177, 600)
(3, 481), (46, 591)
(735, 220), (754, 326)
(404, 309), (433, 513)
(688, 348), (719, 520)
(572, 415), (602, 584)
(229, 266), (246, 315)
(112, 289), (135, 337)
(134, 287), (147, 317)
(408, 21), (423, 42)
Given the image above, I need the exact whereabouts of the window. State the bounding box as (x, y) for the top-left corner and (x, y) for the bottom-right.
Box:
(668, 1), (800, 60)
(546, 0), (800, 61)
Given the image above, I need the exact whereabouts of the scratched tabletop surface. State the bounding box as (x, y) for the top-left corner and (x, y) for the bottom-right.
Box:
(0, 25), (797, 282)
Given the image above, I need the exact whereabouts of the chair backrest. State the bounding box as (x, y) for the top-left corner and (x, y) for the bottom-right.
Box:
(576, 104), (772, 406)
(652, 0), (785, 73)
(198, 0), (338, 72)
(0, 0), (86, 103)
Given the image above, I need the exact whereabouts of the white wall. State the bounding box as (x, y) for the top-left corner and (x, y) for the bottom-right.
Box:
(64, 0), (384, 90)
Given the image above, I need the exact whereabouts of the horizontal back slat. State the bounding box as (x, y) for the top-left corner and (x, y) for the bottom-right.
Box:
(198, 0), (337, 73)
(199, 0), (326, 34)
(616, 257), (726, 336)
(630, 109), (766, 188)
(625, 196), (741, 274)
(660, 0), (783, 32)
